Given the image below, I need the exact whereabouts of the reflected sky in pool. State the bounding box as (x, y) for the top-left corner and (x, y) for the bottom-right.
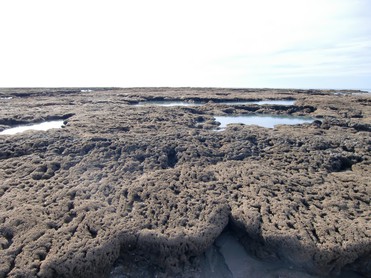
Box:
(136, 99), (295, 106)
(222, 100), (295, 105)
(136, 101), (204, 107)
(215, 115), (315, 129)
(0, 120), (64, 135)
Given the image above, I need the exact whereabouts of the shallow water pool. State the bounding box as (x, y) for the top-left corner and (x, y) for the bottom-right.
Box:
(135, 99), (295, 107)
(222, 100), (295, 106)
(135, 101), (204, 107)
(215, 115), (315, 129)
(0, 120), (65, 135)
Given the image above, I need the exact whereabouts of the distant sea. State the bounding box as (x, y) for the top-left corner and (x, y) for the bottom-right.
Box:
(331, 88), (370, 92)
(318, 88), (371, 93)
(352, 88), (371, 93)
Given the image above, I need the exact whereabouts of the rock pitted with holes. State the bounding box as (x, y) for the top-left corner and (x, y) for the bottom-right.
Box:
(0, 88), (370, 277)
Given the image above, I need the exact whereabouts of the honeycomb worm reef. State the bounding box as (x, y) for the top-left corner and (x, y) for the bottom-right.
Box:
(0, 88), (370, 277)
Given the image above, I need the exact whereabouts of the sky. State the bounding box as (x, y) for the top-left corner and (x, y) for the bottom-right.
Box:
(0, 0), (370, 89)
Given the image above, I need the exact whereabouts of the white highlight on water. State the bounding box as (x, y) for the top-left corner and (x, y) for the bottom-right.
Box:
(0, 120), (64, 135)
(223, 100), (295, 105)
(136, 101), (203, 107)
(136, 100), (295, 107)
(215, 115), (314, 129)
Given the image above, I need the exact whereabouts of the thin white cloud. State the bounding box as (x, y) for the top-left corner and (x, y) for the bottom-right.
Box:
(248, 39), (371, 77)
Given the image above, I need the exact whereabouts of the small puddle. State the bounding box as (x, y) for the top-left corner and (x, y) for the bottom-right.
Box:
(135, 101), (204, 107)
(215, 115), (315, 129)
(222, 100), (295, 106)
(334, 92), (351, 95)
(134, 100), (295, 107)
(0, 120), (65, 135)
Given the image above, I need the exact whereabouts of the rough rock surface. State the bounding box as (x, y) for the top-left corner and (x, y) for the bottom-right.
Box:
(0, 88), (370, 277)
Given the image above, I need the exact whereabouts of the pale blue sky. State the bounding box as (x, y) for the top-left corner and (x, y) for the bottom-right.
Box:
(0, 0), (370, 89)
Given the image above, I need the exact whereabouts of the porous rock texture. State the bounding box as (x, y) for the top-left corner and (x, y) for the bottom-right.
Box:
(0, 88), (370, 277)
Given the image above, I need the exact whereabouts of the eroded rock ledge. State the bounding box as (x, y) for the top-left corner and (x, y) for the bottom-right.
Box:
(0, 88), (370, 277)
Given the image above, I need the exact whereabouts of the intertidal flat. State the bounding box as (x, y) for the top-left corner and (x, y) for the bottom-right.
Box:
(0, 88), (370, 278)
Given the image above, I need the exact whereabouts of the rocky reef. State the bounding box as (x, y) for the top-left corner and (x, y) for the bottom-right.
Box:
(0, 88), (370, 277)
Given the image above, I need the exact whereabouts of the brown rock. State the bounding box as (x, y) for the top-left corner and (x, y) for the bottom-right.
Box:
(0, 88), (370, 277)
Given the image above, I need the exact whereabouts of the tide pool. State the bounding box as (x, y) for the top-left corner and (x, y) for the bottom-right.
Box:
(0, 120), (65, 135)
(215, 115), (315, 129)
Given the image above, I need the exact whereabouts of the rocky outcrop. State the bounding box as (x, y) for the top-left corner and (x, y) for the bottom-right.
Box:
(0, 88), (370, 277)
